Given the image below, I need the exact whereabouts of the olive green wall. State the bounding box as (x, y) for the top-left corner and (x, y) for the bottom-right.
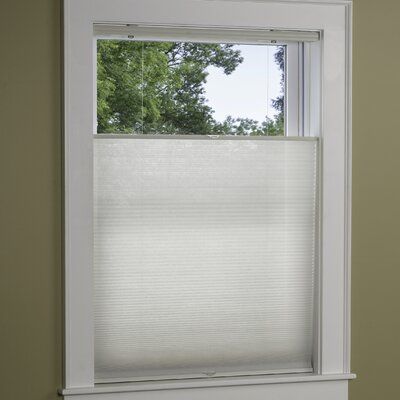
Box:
(0, 0), (62, 399)
(350, 0), (400, 399)
(0, 0), (399, 399)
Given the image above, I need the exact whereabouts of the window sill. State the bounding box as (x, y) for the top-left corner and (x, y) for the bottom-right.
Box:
(60, 373), (356, 397)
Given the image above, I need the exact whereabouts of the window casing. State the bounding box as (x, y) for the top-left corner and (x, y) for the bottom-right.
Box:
(62, 0), (354, 399)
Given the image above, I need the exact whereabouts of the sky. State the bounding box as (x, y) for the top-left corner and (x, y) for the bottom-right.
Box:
(204, 44), (283, 123)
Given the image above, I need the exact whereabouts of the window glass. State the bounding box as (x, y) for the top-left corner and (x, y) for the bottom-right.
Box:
(97, 40), (285, 135)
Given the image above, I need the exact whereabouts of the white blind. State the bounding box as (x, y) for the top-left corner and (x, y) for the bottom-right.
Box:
(94, 24), (320, 44)
(94, 137), (318, 382)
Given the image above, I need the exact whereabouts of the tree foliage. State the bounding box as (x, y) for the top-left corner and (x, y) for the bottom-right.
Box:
(97, 40), (284, 135)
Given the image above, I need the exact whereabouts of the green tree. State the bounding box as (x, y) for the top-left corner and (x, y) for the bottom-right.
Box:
(97, 40), (284, 135)
(97, 40), (243, 133)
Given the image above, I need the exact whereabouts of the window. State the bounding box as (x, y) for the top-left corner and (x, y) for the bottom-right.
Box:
(96, 40), (286, 136)
(93, 31), (317, 383)
(62, 1), (354, 399)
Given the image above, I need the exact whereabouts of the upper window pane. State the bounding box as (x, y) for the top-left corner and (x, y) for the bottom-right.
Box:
(97, 40), (285, 135)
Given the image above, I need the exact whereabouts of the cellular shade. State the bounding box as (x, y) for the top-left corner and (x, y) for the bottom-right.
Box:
(93, 137), (318, 382)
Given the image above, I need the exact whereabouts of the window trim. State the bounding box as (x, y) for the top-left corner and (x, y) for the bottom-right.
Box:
(62, 0), (354, 398)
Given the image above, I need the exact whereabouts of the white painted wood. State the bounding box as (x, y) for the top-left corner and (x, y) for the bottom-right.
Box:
(90, 0), (346, 32)
(318, 4), (350, 373)
(60, 374), (355, 396)
(302, 41), (322, 138)
(62, 380), (351, 399)
(63, 0), (353, 393)
(343, 1), (353, 373)
(63, 0), (95, 388)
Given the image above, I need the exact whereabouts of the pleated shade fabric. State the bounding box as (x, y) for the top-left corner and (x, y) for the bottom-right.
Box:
(93, 137), (318, 382)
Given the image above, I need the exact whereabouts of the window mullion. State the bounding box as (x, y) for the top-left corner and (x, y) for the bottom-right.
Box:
(285, 42), (302, 136)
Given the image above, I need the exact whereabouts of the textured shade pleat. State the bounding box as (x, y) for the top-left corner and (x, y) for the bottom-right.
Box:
(93, 137), (318, 382)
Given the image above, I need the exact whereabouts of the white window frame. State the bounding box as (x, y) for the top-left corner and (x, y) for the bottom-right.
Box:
(61, 0), (354, 399)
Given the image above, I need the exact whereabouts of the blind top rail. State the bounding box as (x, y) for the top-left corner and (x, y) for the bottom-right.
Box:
(93, 24), (320, 44)
(94, 134), (319, 141)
